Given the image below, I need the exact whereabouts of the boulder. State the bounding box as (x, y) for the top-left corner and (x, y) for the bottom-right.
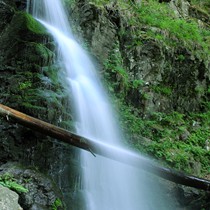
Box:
(0, 185), (23, 210)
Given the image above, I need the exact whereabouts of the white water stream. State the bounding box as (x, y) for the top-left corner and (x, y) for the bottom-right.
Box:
(29, 0), (175, 209)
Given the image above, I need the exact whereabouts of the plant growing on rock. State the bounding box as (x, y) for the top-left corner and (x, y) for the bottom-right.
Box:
(0, 174), (28, 193)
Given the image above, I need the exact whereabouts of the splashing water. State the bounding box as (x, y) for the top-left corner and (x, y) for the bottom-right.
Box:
(29, 0), (175, 209)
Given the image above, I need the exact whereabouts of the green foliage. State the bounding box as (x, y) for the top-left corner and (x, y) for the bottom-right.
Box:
(195, 86), (205, 94)
(135, 0), (209, 53)
(116, 99), (144, 134)
(97, 0), (210, 57)
(132, 79), (144, 88)
(52, 198), (63, 210)
(152, 85), (172, 96)
(19, 81), (32, 90)
(90, 0), (210, 61)
(116, 98), (210, 175)
(177, 54), (185, 61)
(104, 43), (147, 99)
(104, 43), (130, 95)
(0, 174), (28, 193)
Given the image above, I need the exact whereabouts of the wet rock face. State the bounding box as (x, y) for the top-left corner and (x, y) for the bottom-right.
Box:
(173, 186), (210, 210)
(123, 42), (209, 113)
(69, 1), (119, 64)
(0, 0), (15, 32)
(69, 0), (209, 116)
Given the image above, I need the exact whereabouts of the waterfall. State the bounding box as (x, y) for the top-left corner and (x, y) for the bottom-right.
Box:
(29, 0), (175, 209)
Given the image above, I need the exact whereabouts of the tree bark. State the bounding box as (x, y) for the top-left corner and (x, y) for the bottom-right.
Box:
(0, 103), (209, 191)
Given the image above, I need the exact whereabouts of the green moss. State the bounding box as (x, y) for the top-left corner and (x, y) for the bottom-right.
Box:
(19, 42), (54, 65)
(9, 11), (47, 41)
(23, 12), (47, 35)
(0, 11), (51, 66)
(6, 11), (47, 38)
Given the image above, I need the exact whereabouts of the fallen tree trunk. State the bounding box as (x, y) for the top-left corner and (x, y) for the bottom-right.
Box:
(0, 103), (209, 191)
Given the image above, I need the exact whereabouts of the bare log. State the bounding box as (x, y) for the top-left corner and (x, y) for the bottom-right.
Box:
(0, 103), (209, 191)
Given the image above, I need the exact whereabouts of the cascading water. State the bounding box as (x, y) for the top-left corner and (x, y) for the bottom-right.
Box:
(29, 0), (176, 209)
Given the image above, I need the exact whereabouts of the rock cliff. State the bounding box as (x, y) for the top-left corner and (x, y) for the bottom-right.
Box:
(67, 0), (210, 208)
(67, 0), (210, 176)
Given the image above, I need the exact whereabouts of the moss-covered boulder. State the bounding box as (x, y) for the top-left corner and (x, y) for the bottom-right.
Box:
(0, 11), (50, 68)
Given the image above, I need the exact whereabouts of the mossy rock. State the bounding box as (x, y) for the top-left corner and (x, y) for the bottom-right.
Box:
(9, 11), (47, 41)
(17, 42), (54, 67)
(0, 11), (50, 65)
